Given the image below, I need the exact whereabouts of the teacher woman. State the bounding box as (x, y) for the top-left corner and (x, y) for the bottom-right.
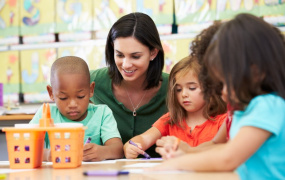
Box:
(90, 12), (169, 157)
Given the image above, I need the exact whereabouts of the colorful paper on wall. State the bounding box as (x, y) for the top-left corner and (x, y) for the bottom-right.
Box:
(134, 0), (173, 25)
(162, 38), (193, 73)
(56, 0), (93, 33)
(0, 0), (20, 44)
(93, 0), (135, 31)
(20, 48), (56, 103)
(175, 0), (284, 24)
(92, 44), (108, 69)
(0, 51), (20, 103)
(20, 0), (55, 36)
(175, 0), (215, 24)
(261, 0), (285, 26)
(215, 0), (260, 20)
(260, 0), (285, 16)
(57, 44), (107, 71)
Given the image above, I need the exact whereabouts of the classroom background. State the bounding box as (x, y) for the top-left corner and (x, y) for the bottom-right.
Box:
(0, 0), (284, 105)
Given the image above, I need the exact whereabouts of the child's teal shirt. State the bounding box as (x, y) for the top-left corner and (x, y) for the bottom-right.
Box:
(29, 103), (121, 148)
(230, 93), (285, 180)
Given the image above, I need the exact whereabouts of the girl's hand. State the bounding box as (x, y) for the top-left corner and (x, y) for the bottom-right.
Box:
(123, 141), (145, 159)
(156, 136), (178, 152)
(83, 143), (104, 161)
(156, 147), (186, 159)
(156, 136), (189, 159)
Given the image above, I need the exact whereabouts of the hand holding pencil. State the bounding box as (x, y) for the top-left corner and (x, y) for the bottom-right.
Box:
(124, 140), (151, 159)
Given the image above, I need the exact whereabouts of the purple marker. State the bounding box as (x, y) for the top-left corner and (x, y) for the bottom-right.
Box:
(83, 170), (129, 176)
(84, 137), (91, 145)
(129, 140), (151, 159)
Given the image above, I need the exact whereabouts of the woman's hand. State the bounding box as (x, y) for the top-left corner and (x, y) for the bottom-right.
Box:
(124, 141), (145, 159)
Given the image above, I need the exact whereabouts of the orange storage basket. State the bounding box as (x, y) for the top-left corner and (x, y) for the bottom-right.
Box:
(2, 127), (45, 169)
(2, 103), (86, 169)
(46, 124), (85, 168)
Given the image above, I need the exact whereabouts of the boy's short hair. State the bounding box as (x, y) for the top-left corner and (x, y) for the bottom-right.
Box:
(50, 56), (90, 86)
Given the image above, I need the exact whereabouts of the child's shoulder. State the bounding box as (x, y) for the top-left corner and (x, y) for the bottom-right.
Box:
(160, 112), (171, 119)
(87, 103), (111, 112)
(255, 93), (284, 101)
(88, 103), (108, 108)
(156, 112), (171, 124)
(209, 113), (227, 124)
(214, 113), (227, 121)
(249, 93), (285, 109)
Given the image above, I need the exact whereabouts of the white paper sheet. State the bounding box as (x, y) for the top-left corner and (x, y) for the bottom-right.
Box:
(123, 163), (161, 168)
(0, 161), (9, 165)
(117, 158), (163, 162)
(124, 168), (187, 174)
(0, 168), (35, 174)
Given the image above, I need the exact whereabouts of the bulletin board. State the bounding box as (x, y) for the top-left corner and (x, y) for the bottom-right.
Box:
(20, 0), (55, 36)
(134, 0), (173, 25)
(162, 37), (193, 73)
(0, 51), (20, 103)
(0, 0), (20, 40)
(56, 0), (93, 33)
(175, 0), (285, 24)
(20, 48), (56, 103)
(57, 44), (107, 71)
(93, 0), (135, 31)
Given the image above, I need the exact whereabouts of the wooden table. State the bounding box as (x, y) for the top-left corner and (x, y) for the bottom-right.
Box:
(0, 103), (40, 122)
(0, 159), (239, 180)
(0, 114), (35, 129)
(0, 114), (34, 121)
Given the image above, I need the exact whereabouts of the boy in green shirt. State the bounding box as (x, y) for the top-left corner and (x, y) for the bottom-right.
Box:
(30, 56), (123, 161)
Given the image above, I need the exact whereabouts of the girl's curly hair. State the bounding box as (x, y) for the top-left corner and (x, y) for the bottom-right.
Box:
(190, 21), (227, 116)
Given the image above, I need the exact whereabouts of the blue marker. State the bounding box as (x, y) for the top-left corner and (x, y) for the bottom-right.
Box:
(84, 137), (91, 145)
(129, 140), (151, 159)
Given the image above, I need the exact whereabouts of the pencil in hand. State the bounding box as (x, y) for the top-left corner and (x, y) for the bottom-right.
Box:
(129, 140), (151, 159)
(84, 137), (92, 145)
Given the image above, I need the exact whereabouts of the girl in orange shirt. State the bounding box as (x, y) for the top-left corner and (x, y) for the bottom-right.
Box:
(123, 56), (227, 158)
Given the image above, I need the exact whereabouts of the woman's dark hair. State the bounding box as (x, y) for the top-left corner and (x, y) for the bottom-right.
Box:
(190, 21), (227, 115)
(105, 12), (164, 89)
(205, 13), (285, 108)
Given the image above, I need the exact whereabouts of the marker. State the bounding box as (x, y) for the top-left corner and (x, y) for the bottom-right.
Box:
(83, 170), (129, 176)
(129, 140), (151, 159)
(84, 137), (91, 145)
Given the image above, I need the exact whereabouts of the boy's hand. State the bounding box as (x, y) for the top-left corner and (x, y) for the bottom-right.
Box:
(43, 148), (52, 161)
(83, 143), (104, 161)
(124, 142), (145, 159)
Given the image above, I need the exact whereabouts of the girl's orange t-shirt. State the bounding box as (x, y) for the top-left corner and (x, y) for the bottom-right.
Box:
(152, 112), (227, 147)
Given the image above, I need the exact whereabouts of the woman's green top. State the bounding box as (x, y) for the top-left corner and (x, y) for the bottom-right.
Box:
(90, 67), (169, 157)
